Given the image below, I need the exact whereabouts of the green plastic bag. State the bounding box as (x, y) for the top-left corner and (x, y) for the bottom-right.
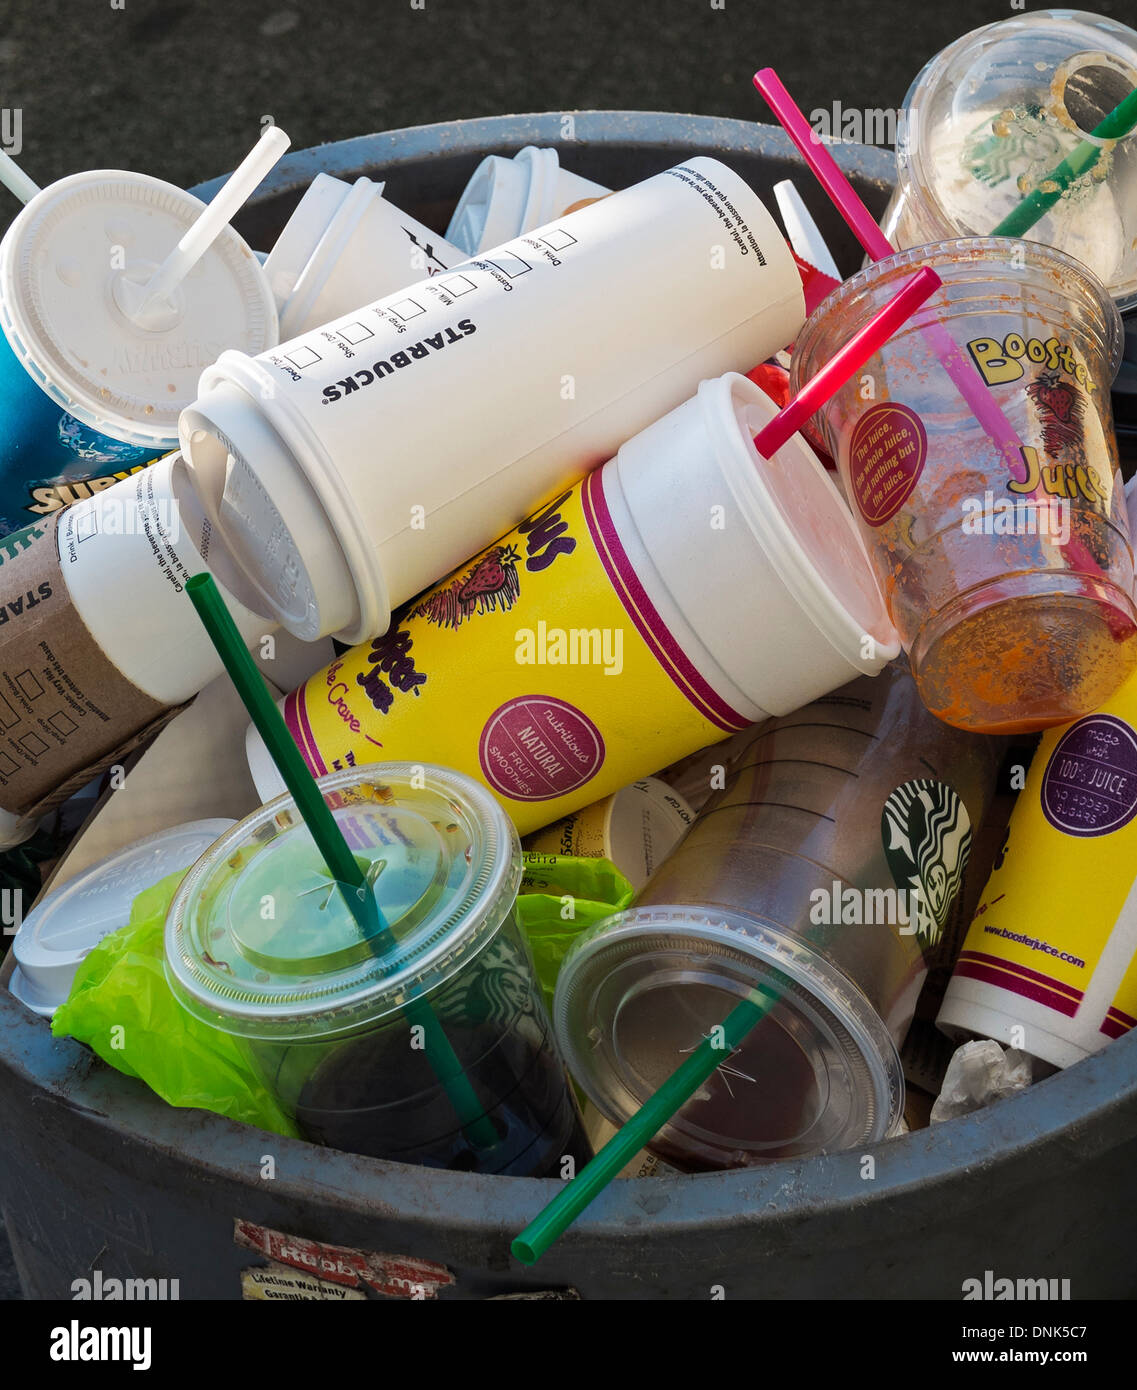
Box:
(51, 853), (632, 1138)
(517, 853), (635, 1017)
(51, 872), (302, 1139)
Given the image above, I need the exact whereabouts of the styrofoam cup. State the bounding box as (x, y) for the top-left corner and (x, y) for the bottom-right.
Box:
(245, 372), (900, 835)
(265, 174), (465, 338)
(446, 146), (612, 255)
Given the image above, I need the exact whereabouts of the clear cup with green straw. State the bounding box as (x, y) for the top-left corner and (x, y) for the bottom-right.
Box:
(168, 574), (590, 1175)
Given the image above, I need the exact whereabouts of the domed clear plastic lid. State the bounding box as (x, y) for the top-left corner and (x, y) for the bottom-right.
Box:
(165, 764), (521, 1040)
(898, 10), (1137, 308)
(554, 905), (904, 1167)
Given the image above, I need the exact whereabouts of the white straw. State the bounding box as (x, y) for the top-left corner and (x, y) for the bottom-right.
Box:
(773, 179), (841, 281)
(132, 124), (290, 317)
(0, 149), (41, 205)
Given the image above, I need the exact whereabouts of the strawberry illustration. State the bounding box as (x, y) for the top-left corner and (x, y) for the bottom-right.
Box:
(410, 544), (521, 631)
(1026, 370), (1084, 454)
(457, 547), (515, 602)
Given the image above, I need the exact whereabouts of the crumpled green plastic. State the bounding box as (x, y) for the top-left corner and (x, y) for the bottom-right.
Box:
(51, 871), (303, 1139)
(50, 853), (633, 1137)
(517, 852), (635, 1016)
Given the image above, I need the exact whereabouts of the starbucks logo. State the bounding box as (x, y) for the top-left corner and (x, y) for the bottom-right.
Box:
(881, 779), (972, 948)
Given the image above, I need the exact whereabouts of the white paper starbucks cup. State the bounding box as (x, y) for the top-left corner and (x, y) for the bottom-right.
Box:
(0, 170), (277, 448)
(0, 453), (270, 848)
(446, 146), (612, 255)
(265, 174), (465, 338)
(180, 157), (806, 645)
(524, 777), (694, 889)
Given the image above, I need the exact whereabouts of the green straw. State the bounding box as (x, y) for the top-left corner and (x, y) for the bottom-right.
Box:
(512, 979), (784, 1265)
(992, 85), (1137, 238)
(185, 573), (498, 1150)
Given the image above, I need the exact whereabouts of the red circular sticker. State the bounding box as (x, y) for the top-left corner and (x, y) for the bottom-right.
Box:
(848, 402), (927, 527)
(479, 696), (605, 802)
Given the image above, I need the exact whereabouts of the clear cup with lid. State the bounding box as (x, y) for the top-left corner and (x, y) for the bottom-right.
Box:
(883, 9), (1137, 310)
(164, 762), (589, 1175)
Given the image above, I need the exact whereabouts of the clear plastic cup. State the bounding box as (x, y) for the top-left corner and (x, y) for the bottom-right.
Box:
(881, 10), (1137, 310)
(165, 763), (590, 1175)
(554, 662), (1003, 1170)
(791, 237), (1135, 734)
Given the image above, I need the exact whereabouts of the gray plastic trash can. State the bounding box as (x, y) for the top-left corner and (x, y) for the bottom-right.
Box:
(1, 112), (1135, 1301)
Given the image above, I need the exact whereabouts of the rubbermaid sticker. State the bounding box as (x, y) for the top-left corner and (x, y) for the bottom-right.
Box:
(242, 1262), (367, 1301)
(1041, 714), (1137, 837)
(234, 1219), (455, 1300)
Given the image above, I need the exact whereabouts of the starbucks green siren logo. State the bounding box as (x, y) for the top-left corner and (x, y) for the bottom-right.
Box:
(881, 779), (972, 947)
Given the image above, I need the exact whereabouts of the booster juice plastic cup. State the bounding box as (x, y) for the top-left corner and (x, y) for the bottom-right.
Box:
(881, 10), (1137, 310)
(263, 174), (465, 338)
(0, 452), (267, 849)
(791, 237), (1135, 734)
(178, 157), (806, 644)
(164, 763), (590, 1175)
(245, 373), (900, 835)
(446, 146), (612, 255)
(552, 662), (1003, 1170)
(0, 170), (277, 538)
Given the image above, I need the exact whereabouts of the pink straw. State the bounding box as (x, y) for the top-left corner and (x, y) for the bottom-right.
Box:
(753, 265), (941, 458)
(753, 67), (1024, 476)
(752, 66), (1135, 642)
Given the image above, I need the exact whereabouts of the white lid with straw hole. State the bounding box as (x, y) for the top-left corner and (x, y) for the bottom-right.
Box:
(0, 163), (279, 446)
(10, 819), (237, 1016)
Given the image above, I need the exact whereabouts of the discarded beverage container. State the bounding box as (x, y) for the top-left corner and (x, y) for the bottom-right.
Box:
(264, 174), (465, 338)
(0, 452), (267, 848)
(791, 237), (1135, 734)
(446, 145), (612, 254)
(164, 763), (591, 1175)
(881, 10), (1137, 310)
(245, 372), (899, 834)
(524, 777), (694, 890)
(939, 659), (1137, 1067)
(179, 158), (806, 643)
(553, 661), (1002, 1170)
(9, 819), (236, 1017)
(0, 170), (278, 537)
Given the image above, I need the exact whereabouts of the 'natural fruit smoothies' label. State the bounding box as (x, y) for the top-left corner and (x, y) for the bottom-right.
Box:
(284, 470), (751, 834)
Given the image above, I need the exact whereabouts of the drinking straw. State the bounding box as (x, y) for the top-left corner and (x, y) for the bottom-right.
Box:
(753, 264), (941, 458)
(127, 124), (291, 321)
(992, 86), (1137, 239)
(185, 572), (499, 1149)
(774, 179), (841, 280)
(512, 979), (785, 1265)
(0, 150), (40, 204)
(753, 68), (1135, 641)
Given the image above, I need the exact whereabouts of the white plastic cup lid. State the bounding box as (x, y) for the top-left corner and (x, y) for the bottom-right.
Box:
(0, 170), (278, 446)
(11, 818), (237, 1015)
